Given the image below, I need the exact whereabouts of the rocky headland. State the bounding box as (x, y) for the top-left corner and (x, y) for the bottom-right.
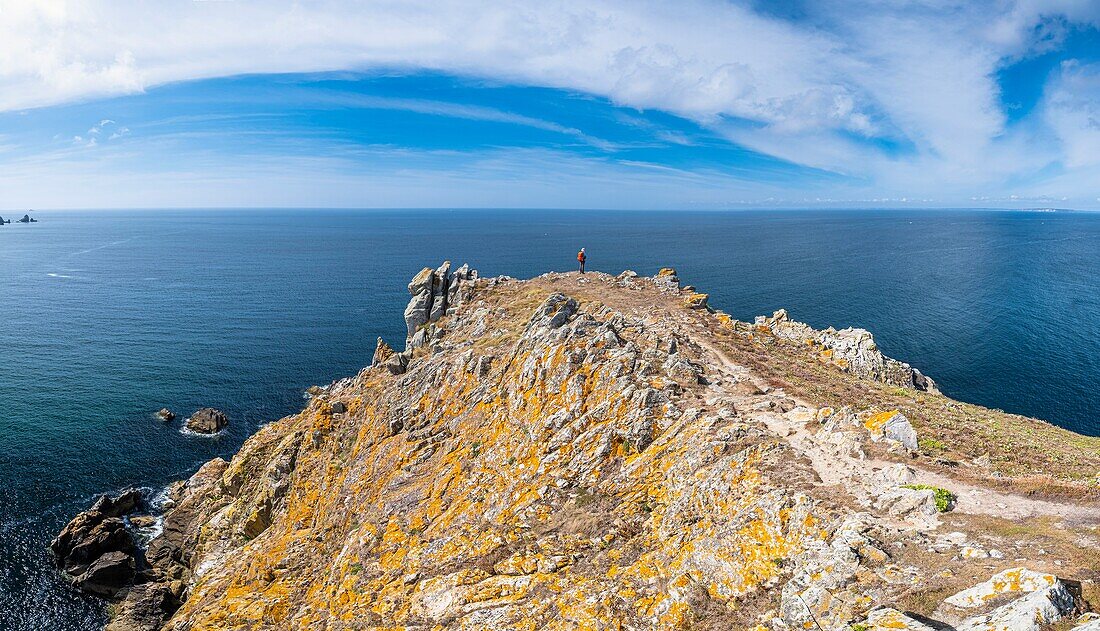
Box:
(59, 264), (1100, 630)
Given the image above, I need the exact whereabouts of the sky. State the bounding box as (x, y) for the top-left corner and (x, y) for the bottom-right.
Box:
(0, 1), (1098, 210)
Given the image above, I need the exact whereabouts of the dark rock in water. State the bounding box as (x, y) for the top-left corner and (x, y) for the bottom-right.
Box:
(0, 216), (4, 225)
(156, 408), (175, 422)
(18, 214), (30, 223)
(330, 401), (347, 414)
(51, 490), (141, 598)
(91, 488), (143, 517)
(75, 551), (135, 598)
(185, 408), (228, 434)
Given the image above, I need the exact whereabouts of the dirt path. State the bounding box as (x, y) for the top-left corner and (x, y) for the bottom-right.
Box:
(692, 335), (1100, 525)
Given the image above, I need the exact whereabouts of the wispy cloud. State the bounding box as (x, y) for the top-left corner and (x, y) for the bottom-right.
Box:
(0, 1), (1097, 207)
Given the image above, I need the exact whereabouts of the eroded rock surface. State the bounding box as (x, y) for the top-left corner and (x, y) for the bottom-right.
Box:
(755, 309), (937, 392)
(91, 266), (1097, 630)
(185, 408), (228, 434)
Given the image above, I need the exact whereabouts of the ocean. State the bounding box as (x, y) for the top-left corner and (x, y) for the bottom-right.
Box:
(2, 208), (1099, 628)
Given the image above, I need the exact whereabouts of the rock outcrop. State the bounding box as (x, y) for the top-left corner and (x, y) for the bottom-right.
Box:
(755, 309), (937, 392)
(51, 489), (143, 598)
(385, 261), (477, 374)
(84, 266), (1098, 630)
(156, 408), (175, 422)
(185, 408), (227, 434)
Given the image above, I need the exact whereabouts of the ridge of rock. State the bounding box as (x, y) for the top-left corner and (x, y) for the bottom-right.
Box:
(77, 265), (1098, 630)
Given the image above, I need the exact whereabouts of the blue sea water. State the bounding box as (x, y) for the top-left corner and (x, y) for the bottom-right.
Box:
(2, 208), (1099, 628)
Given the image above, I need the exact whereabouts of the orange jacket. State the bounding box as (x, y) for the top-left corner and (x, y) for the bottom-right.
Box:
(577, 251), (586, 262)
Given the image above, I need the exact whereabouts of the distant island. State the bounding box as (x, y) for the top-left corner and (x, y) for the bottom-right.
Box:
(1, 213), (37, 224)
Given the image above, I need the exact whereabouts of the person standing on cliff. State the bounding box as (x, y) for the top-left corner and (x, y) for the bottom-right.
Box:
(577, 247), (586, 274)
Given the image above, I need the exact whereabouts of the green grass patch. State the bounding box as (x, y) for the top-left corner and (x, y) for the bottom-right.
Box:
(918, 437), (947, 452)
(902, 484), (957, 512)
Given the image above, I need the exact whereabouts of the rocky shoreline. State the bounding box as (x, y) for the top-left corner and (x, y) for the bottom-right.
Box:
(55, 263), (1100, 630)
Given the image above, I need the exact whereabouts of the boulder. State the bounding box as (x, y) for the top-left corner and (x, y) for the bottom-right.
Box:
(156, 408), (175, 422)
(185, 408), (228, 434)
(956, 581), (1076, 630)
(945, 568), (1059, 608)
(330, 401), (347, 414)
(864, 410), (918, 451)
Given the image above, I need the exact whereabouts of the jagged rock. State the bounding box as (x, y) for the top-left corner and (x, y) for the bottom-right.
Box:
(652, 267), (680, 291)
(51, 490), (141, 598)
(105, 582), (181, 631)
(91, 488), (143, 518)
(876, 486), (939, 521)
(682, 292), (709, 310)
(74, 551), (135, 598)
(372, 337), (396, 368)
(428, 261), (451, 322)
(756, 309), (937, 392)
(52, 513), (133, 572)
(185, 408), (228, 434)
(18, 213), (31, 223)
(156, 408), (175, 422)
(330, 401), (346, 414)
(384, 350), (410, 375)
(528, 293), (577, 330)
(105, 265), (1100, 630)
(401, 262), (478, 350)
(404, 267), (436, 339)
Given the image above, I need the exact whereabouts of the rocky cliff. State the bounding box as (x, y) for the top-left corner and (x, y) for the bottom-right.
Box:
(77, 264), (1100, 630)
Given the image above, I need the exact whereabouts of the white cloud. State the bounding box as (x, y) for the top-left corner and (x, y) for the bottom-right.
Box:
(0, 0), (1097, 205)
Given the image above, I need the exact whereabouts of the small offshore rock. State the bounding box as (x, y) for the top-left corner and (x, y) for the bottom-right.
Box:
(185, 408), (228, 434)
(51, 490), (141, 598)
(156, 408), (175, 422)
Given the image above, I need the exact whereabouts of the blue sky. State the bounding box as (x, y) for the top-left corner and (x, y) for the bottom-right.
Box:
(0, 1), (1098, 209)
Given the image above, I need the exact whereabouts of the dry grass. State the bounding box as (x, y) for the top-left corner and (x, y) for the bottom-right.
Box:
(488, 272), (1100, 500)
(697, 318), (1100, 499)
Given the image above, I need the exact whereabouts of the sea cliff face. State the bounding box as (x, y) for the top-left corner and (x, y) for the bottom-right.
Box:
(90, 265), (1100, 630)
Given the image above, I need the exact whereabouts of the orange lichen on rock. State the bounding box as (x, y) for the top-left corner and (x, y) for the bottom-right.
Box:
(101, 268), (1091, 631)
